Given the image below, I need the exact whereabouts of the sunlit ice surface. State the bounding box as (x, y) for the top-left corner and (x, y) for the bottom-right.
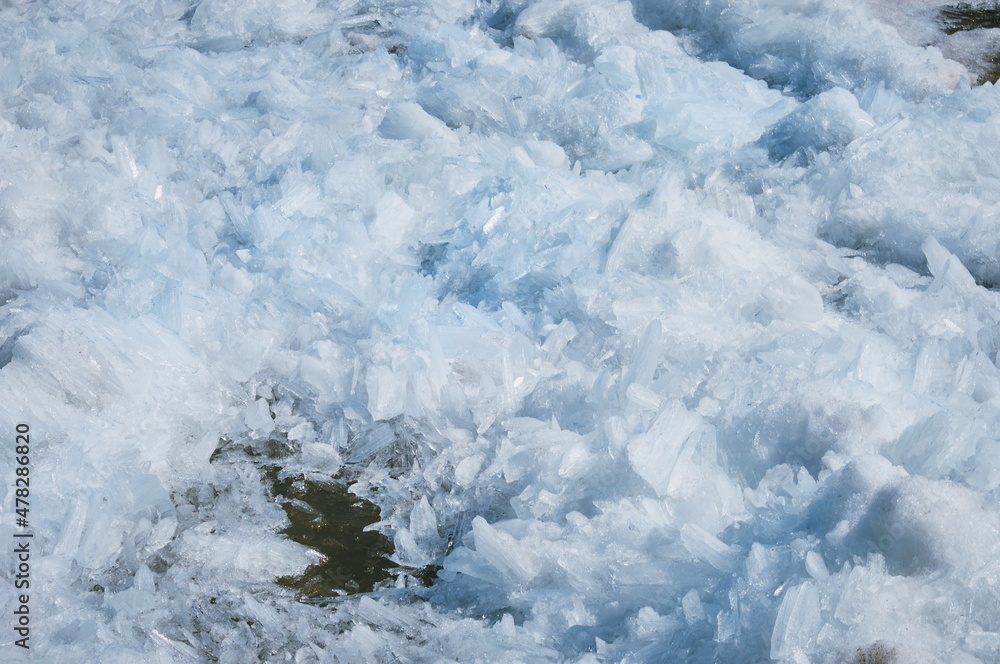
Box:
(1, 0), (1000, 661)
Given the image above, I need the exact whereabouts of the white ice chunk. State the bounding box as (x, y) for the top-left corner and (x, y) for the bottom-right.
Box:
(213, 263), (255, 295)
(410, 496), (440, 547)
(145, 516), (178, 554)
(242, 593), (283, 633)
(454, 453), (485, 487)
(394, 528), (433, 566)
(770, 582), (821, 661)
(371, 191), (416, 247)
(804, 550), (829, 581)
(682, 589), (706, 625)
(379, 102), (456, 143)
(762, 275), (824, 323)
(595, 46), (639, 89)
(244, 398), (275, 434)
(629, 402), (702, 496)
(760, 87), (874, 160)
(626, 383), (663, 411)
(680, 523), (735, 571)
(922, 236), (978, 295)
(522, 140), (571, 170)
(366, 365), (407, 422)
(178, 530), (319, 583)
(472, 516), (540, 585)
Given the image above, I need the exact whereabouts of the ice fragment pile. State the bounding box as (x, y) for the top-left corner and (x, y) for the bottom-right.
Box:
(2, 0), (1000, 662)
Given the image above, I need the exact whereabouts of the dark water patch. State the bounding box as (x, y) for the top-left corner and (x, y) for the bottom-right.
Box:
(209, 422), (442, 598)
(975, 50), (1000, 84)
(265, 468), (396, 598)
(938, 2), (1000, 83)
(939, 3), (1000, 34)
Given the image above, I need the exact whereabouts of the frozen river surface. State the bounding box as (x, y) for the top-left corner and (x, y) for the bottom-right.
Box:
(3, 0), (1000, 662)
